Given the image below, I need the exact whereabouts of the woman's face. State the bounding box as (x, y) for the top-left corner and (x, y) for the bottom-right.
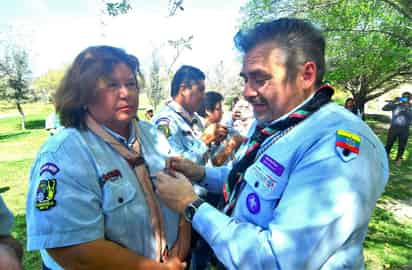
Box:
(87, 62), (139, 135)
(207, 101), (223, 123)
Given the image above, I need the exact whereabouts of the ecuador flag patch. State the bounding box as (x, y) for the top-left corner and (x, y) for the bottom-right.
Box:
(336, 129), (361, 154)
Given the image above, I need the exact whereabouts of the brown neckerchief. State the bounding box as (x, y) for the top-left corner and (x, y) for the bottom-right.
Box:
(86, 115), (191, 262)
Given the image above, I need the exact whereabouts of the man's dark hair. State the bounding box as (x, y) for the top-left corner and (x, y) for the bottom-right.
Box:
(234, 18), (326, 87)
(171, 65), (205, 97)
(198, 91), (224, 118)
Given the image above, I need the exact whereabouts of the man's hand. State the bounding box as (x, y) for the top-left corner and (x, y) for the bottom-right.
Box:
(201, 124), (228, 145)
(156, 170), (199, 214)
(165, 157), (205, 182)
(215, 125), (229, 144)
(164, 256), (187, 270)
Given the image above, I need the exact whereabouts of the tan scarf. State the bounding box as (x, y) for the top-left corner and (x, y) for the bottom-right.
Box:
(86, 115), (191, 262)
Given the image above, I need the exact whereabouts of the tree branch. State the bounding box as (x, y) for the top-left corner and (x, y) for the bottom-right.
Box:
(325, 28), (412, 46)
(381, 0), (412, 21)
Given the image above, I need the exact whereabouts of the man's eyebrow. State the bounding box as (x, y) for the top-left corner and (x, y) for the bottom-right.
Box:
(239, 70), (270, 78)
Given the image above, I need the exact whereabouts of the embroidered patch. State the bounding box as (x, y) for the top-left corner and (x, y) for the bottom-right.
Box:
(260, 154), (284, 176)
(35, 179), (57, 211)
(336, 130), (361, 154)
(157, 124), (171, 138)
(40, 162), (60, 176)
(253, 165), (277, 191)
(102, 169), (122, 182)
(155, 117), (171, 125)
(246, 193), (260, 214)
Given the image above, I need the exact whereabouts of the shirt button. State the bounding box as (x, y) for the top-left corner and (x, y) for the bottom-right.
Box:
(118, 197), (124, 203)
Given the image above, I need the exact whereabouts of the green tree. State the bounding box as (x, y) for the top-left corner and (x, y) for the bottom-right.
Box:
(239, 0), (412, 114)
(32, 67), (66, 103)
(147, 50), (165, 111)
(0, 47), (31, 130)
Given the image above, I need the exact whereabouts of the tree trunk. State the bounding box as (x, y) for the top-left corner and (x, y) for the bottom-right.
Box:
(16, 102), (25, 130)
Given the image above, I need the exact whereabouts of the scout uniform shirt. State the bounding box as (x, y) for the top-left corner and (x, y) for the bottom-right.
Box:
(26, 121), (181, 269)
(192, 103), (389, 270)
(152, 100), (209, 165)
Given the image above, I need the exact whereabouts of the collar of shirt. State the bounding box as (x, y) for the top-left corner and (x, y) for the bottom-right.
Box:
(261, 92), (316, 127)
(101, 122), (137, 149)
(167, 100), (196, 124)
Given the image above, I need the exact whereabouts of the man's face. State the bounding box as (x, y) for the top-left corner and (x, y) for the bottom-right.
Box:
(207, 101), (223, 123)
(181, 80), (205, 114)
(240, 43), (315, 123)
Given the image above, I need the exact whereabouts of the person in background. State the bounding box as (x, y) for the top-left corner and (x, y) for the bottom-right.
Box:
(228, 98), (254, 137)
(382, 91), (412, 166)
(45, 111), (63, 136)
(344, 97), (362, 118)
(152, 66), (228, 270)
(0, 192), (23, 270)
(198, 91), (244, 166)
(26, 45), (188, 270)
(152, 65), (227, 166)
(155, 17), (388, 269)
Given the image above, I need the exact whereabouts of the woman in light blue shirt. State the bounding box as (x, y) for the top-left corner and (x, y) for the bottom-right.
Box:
(26, 46), (188, 270)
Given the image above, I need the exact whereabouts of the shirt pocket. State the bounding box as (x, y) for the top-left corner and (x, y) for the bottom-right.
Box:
(102, 178), (137, 239)
(237, 161), (288, 228)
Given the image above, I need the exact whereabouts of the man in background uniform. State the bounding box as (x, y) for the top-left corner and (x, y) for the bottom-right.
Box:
(155, 18), (389, 270)
(152, 65), (227, 166)
(152, 65), (227, 269)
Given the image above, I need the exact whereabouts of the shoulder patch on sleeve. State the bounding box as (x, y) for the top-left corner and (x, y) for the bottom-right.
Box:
(40, 162), (60, 176)
(155, 117), (171, 126)
(335, 129), (361, 162)
(157, 123), (171, 138)
(35, 179), (57, 211)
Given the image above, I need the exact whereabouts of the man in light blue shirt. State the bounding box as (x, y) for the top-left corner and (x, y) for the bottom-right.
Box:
(153, 65), (229, 269)
(155, 18), (389, 270)
(152, 65), (227, 166)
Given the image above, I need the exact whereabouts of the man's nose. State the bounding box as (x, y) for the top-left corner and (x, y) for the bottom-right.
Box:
(243, 81), (258, 98)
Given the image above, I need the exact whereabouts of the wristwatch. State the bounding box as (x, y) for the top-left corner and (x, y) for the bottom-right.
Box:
(184, 198), (205, 223)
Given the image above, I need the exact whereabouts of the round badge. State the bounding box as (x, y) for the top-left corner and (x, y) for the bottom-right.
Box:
(246, 193), (260, 214)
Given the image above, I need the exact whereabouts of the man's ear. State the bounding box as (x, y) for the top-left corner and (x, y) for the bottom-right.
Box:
(301, 61), (317, 89)
(179, 83), (188, 97)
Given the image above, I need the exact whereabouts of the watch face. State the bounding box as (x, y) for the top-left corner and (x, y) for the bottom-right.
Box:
(184, 205), (196, 222)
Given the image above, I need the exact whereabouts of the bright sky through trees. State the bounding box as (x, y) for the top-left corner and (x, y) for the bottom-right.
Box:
(0, 0), (246, 77)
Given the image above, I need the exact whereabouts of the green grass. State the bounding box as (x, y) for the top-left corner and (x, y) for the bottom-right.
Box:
(0, 103), (411, 269)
